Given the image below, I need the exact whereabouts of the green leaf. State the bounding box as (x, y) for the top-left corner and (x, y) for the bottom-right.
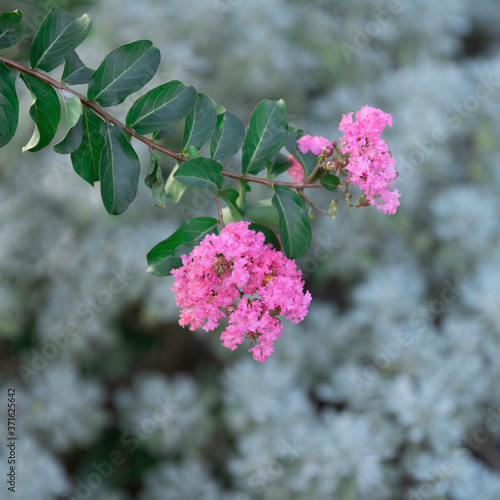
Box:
(126, 80), (197, 135)
(319, 174), (340, 192)
(146, 217), (219, 276)
(164, 163), (187, 203)
(0, 10), (29, 49)
(30, 7), (92, 72)
(70, 107), (105, 185)
(285, 127), (318, 177)
(267, 153), (292, 179)
(209, 111), (245, 163)
(173, 157), (223, 190)
(0, 62), (19, 149)
(99, 124), (140, 215)
(61, 51), (94, 85)
(248, 223), (281, 251)
(183, 145), (202, 159)
(242, 99), (288, 175)
(245, 199), (279, 226)
(271, 185), (311, 259)
(20, 73), (61, 153)
(144, 150), (167, 206)
(182, 92), (217, 150)
(88, 40), (160, 107)
(217, 188), (242, 223)
(53, 90), (82, 154)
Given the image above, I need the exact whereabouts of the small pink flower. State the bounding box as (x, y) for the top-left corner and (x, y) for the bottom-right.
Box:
(171, 222), (311, 362)
(287, 154), (305, 183)
(338, 105), (400, 214)
(297, 135), (332, 156)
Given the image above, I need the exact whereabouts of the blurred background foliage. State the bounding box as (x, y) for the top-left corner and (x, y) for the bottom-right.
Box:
(2, 0), (500, 498)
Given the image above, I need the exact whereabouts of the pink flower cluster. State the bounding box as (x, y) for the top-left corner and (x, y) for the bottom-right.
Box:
(338, 106), (400, 214)
(171, 222), (311, 362)
(297, 135), (332, 156)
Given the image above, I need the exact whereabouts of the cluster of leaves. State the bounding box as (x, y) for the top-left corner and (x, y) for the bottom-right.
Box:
(0, 6), (341, 276)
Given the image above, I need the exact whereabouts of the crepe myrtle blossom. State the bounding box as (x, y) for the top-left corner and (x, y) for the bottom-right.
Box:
(171, 222), (311, 362)
(338, 106), (400, 214)
(293, 107), (400, 214)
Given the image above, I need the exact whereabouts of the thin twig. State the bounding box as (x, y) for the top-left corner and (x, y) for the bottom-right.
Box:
(299, 189), (331, 215)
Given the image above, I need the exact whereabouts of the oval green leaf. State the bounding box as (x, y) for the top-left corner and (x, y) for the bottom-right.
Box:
(126, 80), (197, 135)
(0, 10), (29, 49)
(99, 124), (140, 215)
(146, 217), (219, 276)
(209, 111), (245, 163)
(61, 51), (94, 85)
(271, 185), (311, 259)
(70, 107), (105, 185)
(182, 93), (217, 150)
(20, 73), (61, 153)
(53, 90), (82, 154)
(173, 157), (223, 190)
(88, 40), (160, 107)
(0, 62), (19, 149)
(319, 174), (340, 192)
(242, 99), (288, 175)
(30, 7), (92, 72)
(285, 127), (318, 177)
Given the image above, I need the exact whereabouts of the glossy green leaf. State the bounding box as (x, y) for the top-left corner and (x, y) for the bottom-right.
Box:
(248, 223), (281, 251)
(99, 124), (140, 215)
(217, 188), (242, 223)
(30, 7), (91, 72)
(61, 51), (94, 85)
(146, 217), (219, 276)
(0, 10), (29, 49)
(164, 163), (187, 204)
(272, 185), (311, 259)
(319, 174), (340, 192)
(126, 80), (197, 135)
(0, 63), (19, 149)
(285, 127), (318, 177)
(144, 150), (167, 206)
(173, 157), (223, 190)
(267, 153), (292, 179)
(70, 107), (105, 185)
(53, 90), (82, 154)
(209, 111), (245, 163)
(245, 199), (279, 226)
(20, 73), (61, 153)
(182, 93), (217, 150)
(88, 40), (160, 107)
(242, 99), (288, 175)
